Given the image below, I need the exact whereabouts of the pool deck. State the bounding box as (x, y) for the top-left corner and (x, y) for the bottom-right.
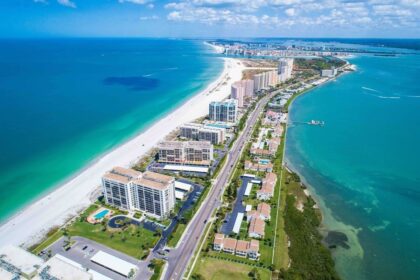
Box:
(87, 207), (113, 224)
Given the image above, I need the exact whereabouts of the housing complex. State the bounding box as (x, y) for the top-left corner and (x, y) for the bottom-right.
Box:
(102, 167), (176, 220)
(180, 122), (226, 145)
(157, 140), (213, 166)
(209, 99), (238, 123)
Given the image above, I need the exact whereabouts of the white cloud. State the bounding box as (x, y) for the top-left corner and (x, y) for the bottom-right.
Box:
(285, 8), (296, 16)
(57, 0), (76, 8)
(140, 15), (159, 20)
(118, 0), (153, 4)
(164, 0), (419, 30)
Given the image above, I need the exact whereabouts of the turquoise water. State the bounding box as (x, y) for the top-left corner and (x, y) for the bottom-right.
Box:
(0, 39), (222, 223)
(94, 209), (109, 220)
(259, 159), (270, 165)
(286, 54), (420, 279)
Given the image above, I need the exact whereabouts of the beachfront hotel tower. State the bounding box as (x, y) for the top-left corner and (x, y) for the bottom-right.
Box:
(180, 123), (226, 145)
(102, 167), (175, 219)
(278, 58), (294, 82)
(209, 99), (238, 123)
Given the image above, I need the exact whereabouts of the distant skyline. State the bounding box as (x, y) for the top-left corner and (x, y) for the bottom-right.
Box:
(0, 0), (419, 38)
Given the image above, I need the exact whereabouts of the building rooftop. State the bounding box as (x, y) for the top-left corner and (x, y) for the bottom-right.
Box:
(249, 217), (265, 236)
(133, 177), (169, 191)
(210, 99), (238, 106)
(0, 245), (44, 277)
(257, 203), (271, 218)
(214, 233), (225, 246)
(184, 141), (212, 149)
(158, 141), (184, 149)
(35, 256), (91, 280)
(103, 167), (141, 184)
(223, 238), (238, 251)
(142, 171), (174, 185)
(264, 172), (277, 186)
(235, 240), (249, 252)
(111, 167), (141, 179)
(102, 172), (131, 184)
(90, 251), (137, 278)
(249, 240), (260, 252)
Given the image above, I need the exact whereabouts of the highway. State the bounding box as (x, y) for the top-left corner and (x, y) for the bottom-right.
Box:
(163, 91), (276, 280)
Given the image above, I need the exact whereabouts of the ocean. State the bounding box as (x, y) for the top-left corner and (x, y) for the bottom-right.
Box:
(0, 38), (222, 222)
(286, 52), (420, 279)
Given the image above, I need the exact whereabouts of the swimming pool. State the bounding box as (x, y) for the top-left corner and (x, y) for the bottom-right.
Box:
(94, 209), (109, 220)
(259, 159), (270, 165)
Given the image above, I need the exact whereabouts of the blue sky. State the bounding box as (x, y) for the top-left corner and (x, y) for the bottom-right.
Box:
(0, 0), (419, 38)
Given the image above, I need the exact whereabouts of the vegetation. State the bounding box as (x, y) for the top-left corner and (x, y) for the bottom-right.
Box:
(167, 223), (186, 247)
(281, 192), (339, 280)
(149, 259), (166, 280)
(66, 205), (158, 259)
(295, 58), (346, 71)
(30, 226), (64, 255)
(192, 257), (271, 280)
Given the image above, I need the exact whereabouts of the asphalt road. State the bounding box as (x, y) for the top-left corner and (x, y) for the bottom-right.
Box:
(163, 92), (276, 280)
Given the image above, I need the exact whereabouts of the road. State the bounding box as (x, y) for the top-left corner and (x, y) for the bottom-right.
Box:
(163, 92), (276, 280)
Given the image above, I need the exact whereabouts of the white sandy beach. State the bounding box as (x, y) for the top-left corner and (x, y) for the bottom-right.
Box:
(0, 57), (244, 248)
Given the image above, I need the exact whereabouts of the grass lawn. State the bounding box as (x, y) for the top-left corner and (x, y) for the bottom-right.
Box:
(192, 257), (271, 280)
(150, 259), (166, 280)
(167, 223), (186, 247)
(31, 228), (64, 255)
(66, 205), (159, 259)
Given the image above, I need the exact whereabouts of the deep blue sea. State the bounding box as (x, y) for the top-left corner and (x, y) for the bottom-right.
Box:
(0, 38), (222, 222)
(286, 51), (420, 279)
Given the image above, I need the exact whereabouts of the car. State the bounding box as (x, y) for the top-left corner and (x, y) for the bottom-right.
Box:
(164, 249), (170, 253)
(82, 245), (88, 251)
(203, 219), (207, 223)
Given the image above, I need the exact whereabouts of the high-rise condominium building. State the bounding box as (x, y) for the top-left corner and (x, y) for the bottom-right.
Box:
(231, 80), (255, 105)
(209, 99), (238, 123)
(278, 58), (294, 82)
(102, 167), (175, 219)
(231, 82), (245, 107)
(180, 123), (226, 145)
(158, 140), (214, 166)
(253, 70), (279, 92)
(130, 171), (175, 219)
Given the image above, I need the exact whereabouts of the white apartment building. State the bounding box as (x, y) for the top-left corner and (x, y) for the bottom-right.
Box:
(278, 58), (294, 82)
(130, 171), (176, 220)
(180, 122), (226, 145)
(253, 70), (279, 92)
(102, 167), (176, 220)
(102, 167), (141, 210)
(321, 68), (338, 77)
(158, 140), (214, 166)
(231, 82), (245, 107)
(209, 99), (238, 123)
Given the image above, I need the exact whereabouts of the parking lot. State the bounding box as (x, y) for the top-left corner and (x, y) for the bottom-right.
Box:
(46, 236), (152, 280)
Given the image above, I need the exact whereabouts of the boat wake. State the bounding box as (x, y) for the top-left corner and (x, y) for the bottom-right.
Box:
(361, 87), (401, 100)
(361, 86), (381, 93)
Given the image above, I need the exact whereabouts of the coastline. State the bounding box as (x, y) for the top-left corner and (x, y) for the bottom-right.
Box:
(0, 56), (244, 248)
(283, 65), (365, 279)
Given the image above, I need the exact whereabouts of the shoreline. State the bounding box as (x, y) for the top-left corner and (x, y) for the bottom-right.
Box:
(283, 64), (364, 279)
(0, 56), (244, 248)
